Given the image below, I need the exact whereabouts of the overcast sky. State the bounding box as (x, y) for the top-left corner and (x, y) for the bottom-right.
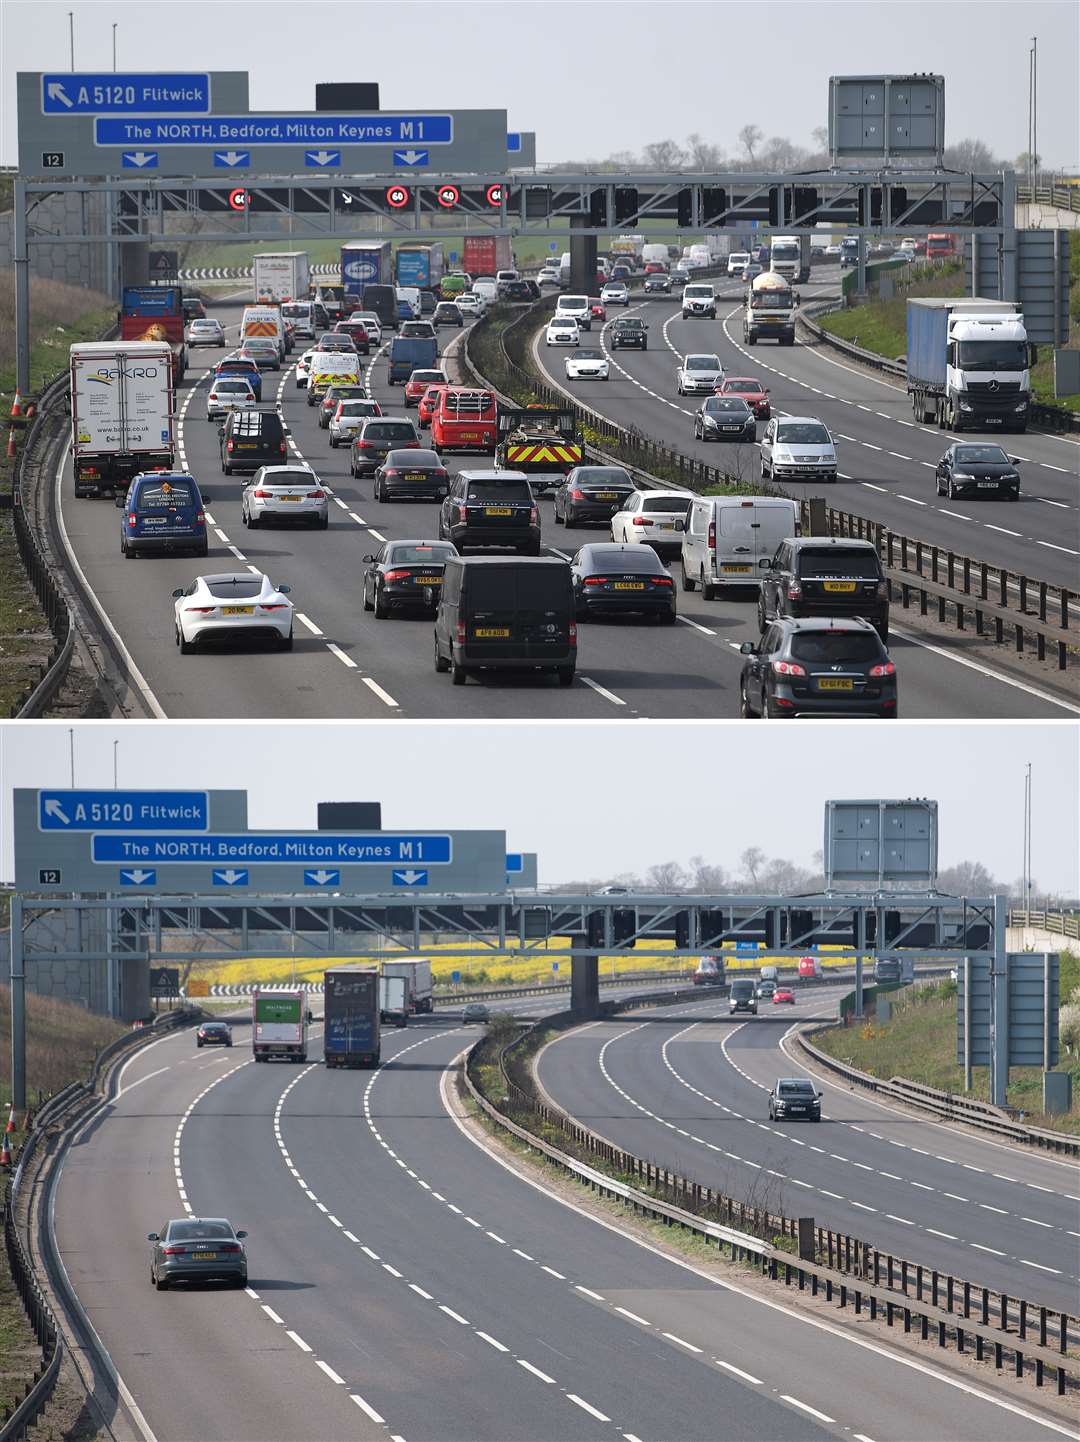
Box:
(1, 722), (1076, 891)
(2, 0), (1078, 169)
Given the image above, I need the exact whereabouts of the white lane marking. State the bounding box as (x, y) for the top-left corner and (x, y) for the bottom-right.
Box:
(367, 529), (388, 542)
(262, 1304), (284, 1324)
(286, 1330), (312, 1352)
(567, 1395), (611, 1422)
(350, 1394), (385, 1424)
(579, 675), (626, 706)
(575, 1285), (604, 1301)
(315, 1360), (345, 1384)
(662, 1331), (703, 1354)
(476, 1331), (509, 1352)
(326, 642), (357, 668)
(1022, 1216), (1054, 1227)
(439, 1304), (469, 1325)
(382, 1263), (403, 1278)
(361, 675), (400, 709)
(1038, 540), (1080, 555)
(677, 615), (717, 636)
(714, 1358), (762, 1384)
(409, 1283), (433, 1299)
(782, 1396), (835, 1424)
(1020, 1259), (1061, 1273)
(115, 1065), (169, 1100)
(615, 1306), (651, 1325)
(985, 525), (1023, 537)
(517, 1359), (556, 1383)
(971, 1243), (1006, 1256)
(926, 1229), (959, 1240)
(295, 612), (323, 635)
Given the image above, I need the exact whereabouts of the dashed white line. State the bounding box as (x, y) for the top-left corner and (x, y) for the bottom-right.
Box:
(350, 1393), (385, 1425)
(286, 1330), (312, 1353)
(567, 1395), (611, 1422)
(315, 1360), (345, 1384)
(517, 1359), (556, 1383)
(579, 675), (626, 706)
(782, 1395), (835, 1424)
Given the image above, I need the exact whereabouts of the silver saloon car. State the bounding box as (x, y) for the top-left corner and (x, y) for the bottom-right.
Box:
(149, 1217), (248, 1290)
(241, 466), (329, 528)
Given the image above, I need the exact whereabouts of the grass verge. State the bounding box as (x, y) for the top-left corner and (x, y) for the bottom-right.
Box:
(811, 954), (1080, 1134)
(0, 511), (54, 716)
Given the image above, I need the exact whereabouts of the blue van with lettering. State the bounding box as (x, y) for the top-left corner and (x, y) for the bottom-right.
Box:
(118, 472), (208, 558)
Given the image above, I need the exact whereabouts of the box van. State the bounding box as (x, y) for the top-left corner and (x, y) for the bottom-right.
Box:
(280, 300), (324, 340)
(118, 471), (208, 558)
(679, 495), (799, 600)
(759, 964), (778, 983)
(362, 284), (399, 331)
(430, 389), (498, 453)
(641, 243), (668, 268)
(388, 334), (438, 385)
(728, 978), (758, 1015)
(798, 956), (823, 979)
(434, 556), (576, 686)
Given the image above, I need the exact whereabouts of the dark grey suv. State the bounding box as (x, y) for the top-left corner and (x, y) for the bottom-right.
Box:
(768, 1078), (822, 1122)
(758, 538), (889, 640)
(739, 616), (897, 719)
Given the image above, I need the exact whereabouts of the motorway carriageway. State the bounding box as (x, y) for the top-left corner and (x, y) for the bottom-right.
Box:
(56, 298), (1077, 721)
(52, 985), (1077, 1442)
(531, 271), (1079, 589)
(536, 986), (1080, 1318)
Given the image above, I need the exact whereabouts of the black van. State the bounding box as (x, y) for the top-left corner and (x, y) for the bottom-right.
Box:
(220, 408), (290, 475)
(434, 557), (576, 687)
(361, 285), (399, 331)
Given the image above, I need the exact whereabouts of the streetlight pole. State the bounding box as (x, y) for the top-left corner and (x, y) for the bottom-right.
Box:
(68, 11), (75, 71)
(112, 23), (117, 71)
(113, 739), (119, 789)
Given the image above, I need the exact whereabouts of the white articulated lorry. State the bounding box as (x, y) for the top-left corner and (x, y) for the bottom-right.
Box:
(382, 958), (433, 1013)
(69, 340), (175, 499)
(254, 251), (310, 304)
(769, 235), (811, 284)
(906, 298), (1034, 432)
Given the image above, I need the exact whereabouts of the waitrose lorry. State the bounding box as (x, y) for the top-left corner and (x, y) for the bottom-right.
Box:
(253, 251), (310, 304)
(324, 966), (381, 1067)
(251, 989), (309, 1062)
(70, 340), (175, 498)
(906, 298), (1033, 432)
(382, 958), (433, 1013)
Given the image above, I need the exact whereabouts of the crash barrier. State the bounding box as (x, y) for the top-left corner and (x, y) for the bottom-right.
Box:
(801, 499), (1075, 672)
(1017, 182), (1080, 215)
(0, 1008), (199, 1441)
(465, 1011), (1076, 1396)
(798, 302), (1080, 435)
(797, 1021), (1080, 1158)
(7, 371), (76, 718)
(1008, 909), (1080, 941)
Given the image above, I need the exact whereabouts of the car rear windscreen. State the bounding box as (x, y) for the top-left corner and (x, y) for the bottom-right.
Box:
(391, 544), (456, 565)
(206, 577), (263, 598)
(262, 471), (314, 488)
(465, 479), (532, 501)
(790, 632), (882, 664)
(578, 469), (633, 485)
(796, 548), (880, 579)
(365, 423), (415, 441)
(168, 1221), (234, 1241)
(586, 548), (663, 573)
(644, 497), (692, 514)
(136, 480), (196, 509)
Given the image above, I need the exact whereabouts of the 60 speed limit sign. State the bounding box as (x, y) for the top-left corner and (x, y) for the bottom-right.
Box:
(436, 184), (460, 209)
(386, 184), (410, 209)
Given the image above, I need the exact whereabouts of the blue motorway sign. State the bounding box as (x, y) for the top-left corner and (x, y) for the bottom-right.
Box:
(39, 790), (209, 832)
(122, 150), (158, 168)
(507, 132), (522, 152)
(392, 869), (429, 888)
(505, 853), (524, 874)
(42, 73), (211, 115)
(305, 149), (341, 167)
(90, 833), (452, 866)
(95, 114), (454, 149)
(119, 868), (156, 887)
(213, 149), (250, 167)
(394, 148), (428, 166)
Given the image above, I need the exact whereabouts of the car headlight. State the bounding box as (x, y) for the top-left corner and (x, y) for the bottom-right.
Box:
(1014, 402), (1028, 412)
(952, 472), (974, 481)
(824, 453), (836, 465)
(774, 450), (793, 463)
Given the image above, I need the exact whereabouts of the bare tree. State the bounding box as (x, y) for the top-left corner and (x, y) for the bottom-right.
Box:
(936, 860), (1000, 895)
(685, 133), (724, 171)
(738, 124), (763, 164)
(687, 856), (728, 893)
(642, 139), (687, 172)
(811, 125), (830, 152)
(646, 860), (690, 891)
(762, 135), (806, 172)
(740, 846), (765, 888)
(944, 138), (1002, 171)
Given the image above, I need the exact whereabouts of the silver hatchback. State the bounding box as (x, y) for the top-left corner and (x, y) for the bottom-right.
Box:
(241, 465), (329, 529)
(329, 398), (381, 448)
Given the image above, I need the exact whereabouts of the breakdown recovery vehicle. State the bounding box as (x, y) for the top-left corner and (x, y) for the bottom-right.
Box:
(494, 407), (583, 495)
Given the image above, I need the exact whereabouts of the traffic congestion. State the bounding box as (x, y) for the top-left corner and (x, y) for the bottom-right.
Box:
(66, 238), (1071, 721)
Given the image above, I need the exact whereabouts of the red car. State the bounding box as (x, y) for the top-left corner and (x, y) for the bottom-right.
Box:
(418, 383), (450, 428)
(332, 319), (371, 354)
(590, 297), (607, 322)
(404, 368), (449, 408)
(718, 376), (771, 420)
(773, 988), (795, 1004)
(644, 262), (667, 275)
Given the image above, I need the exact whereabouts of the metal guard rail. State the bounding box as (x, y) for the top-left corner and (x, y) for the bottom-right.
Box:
(8, 371), (78, 717)
(466, 1017), (1075, 1394)
(1017, 183), (1080, 214)
(796, 1024), (1080, 1158)
(0, 1007), (200, 1441)
(798, 303), (1080, 436)
(804, 502), (1076, 671)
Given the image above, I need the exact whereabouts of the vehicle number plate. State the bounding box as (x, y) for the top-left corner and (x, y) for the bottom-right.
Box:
(818, 678), (854, 691)
(414, 576), (440, 585)
(614, 582), (645, 590)
(459, 433), (481, 441)
(221, 606), (254, 615)
(657, 522), (674, 530)
(278, 495), (301, 502)
(723, 565), (751, 574)
(475, 627), (510, 637)
(484, 507), (512, 516)
(977, 481), (999, 488)
(593, 492), (618, 500)
(722, 426), (741, 431)
(404, 472), (427, 481)
(191, 1252), (217, 1260)
(823, 581), (856, 592)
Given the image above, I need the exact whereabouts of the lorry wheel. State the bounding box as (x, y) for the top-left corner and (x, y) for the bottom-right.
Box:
(681, 565), (695, 592)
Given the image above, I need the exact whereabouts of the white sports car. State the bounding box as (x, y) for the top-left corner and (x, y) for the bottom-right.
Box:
(172, 571), (294, 653)
(565, 349), (609, 381)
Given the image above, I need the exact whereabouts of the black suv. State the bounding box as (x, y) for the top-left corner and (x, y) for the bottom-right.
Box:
(610, 317), (648, 350)
(740, 616), (897, 719)
(219, 409), (289, 475)
(439, 470), (541, 555)
(768, 1078), (821, 1122)
(758, 538), (889, 640)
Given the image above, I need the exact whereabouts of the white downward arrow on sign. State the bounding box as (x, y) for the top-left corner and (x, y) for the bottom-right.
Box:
(218, 869), (245, 884)
(47, 82), (73, 108)
(398, 150), (424, 165)
(218, 150), (246, 166)
(127, 152), (155, 167)
(397, 869), (425, 885)
(308, 870), (336, 885)
(125, 870), (153, 885)
(44, 798), (70, 824)
(309, 150), (336, 165)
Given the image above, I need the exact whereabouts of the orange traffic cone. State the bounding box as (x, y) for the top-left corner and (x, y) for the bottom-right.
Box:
(10, 390), (23, 419)
(0, 1106), (14, 1168)
(5, 429), (15, 461)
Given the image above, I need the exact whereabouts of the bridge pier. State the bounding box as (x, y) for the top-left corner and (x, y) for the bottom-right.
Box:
(570, 954), (600, 1018)
(569, 217), (597, 295)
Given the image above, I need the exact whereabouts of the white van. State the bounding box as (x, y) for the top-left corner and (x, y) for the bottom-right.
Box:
(555, 294), (592, 331)
(472, 278), (498, 304)
(679, 495), (799, 599)
(641, 243), (668, 268)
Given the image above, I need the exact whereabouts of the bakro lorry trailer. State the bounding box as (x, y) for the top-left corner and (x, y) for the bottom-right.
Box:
(324, 966), (381, 1067)
(251, 989), (308, 1062)
(70, 340), (175, 498)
